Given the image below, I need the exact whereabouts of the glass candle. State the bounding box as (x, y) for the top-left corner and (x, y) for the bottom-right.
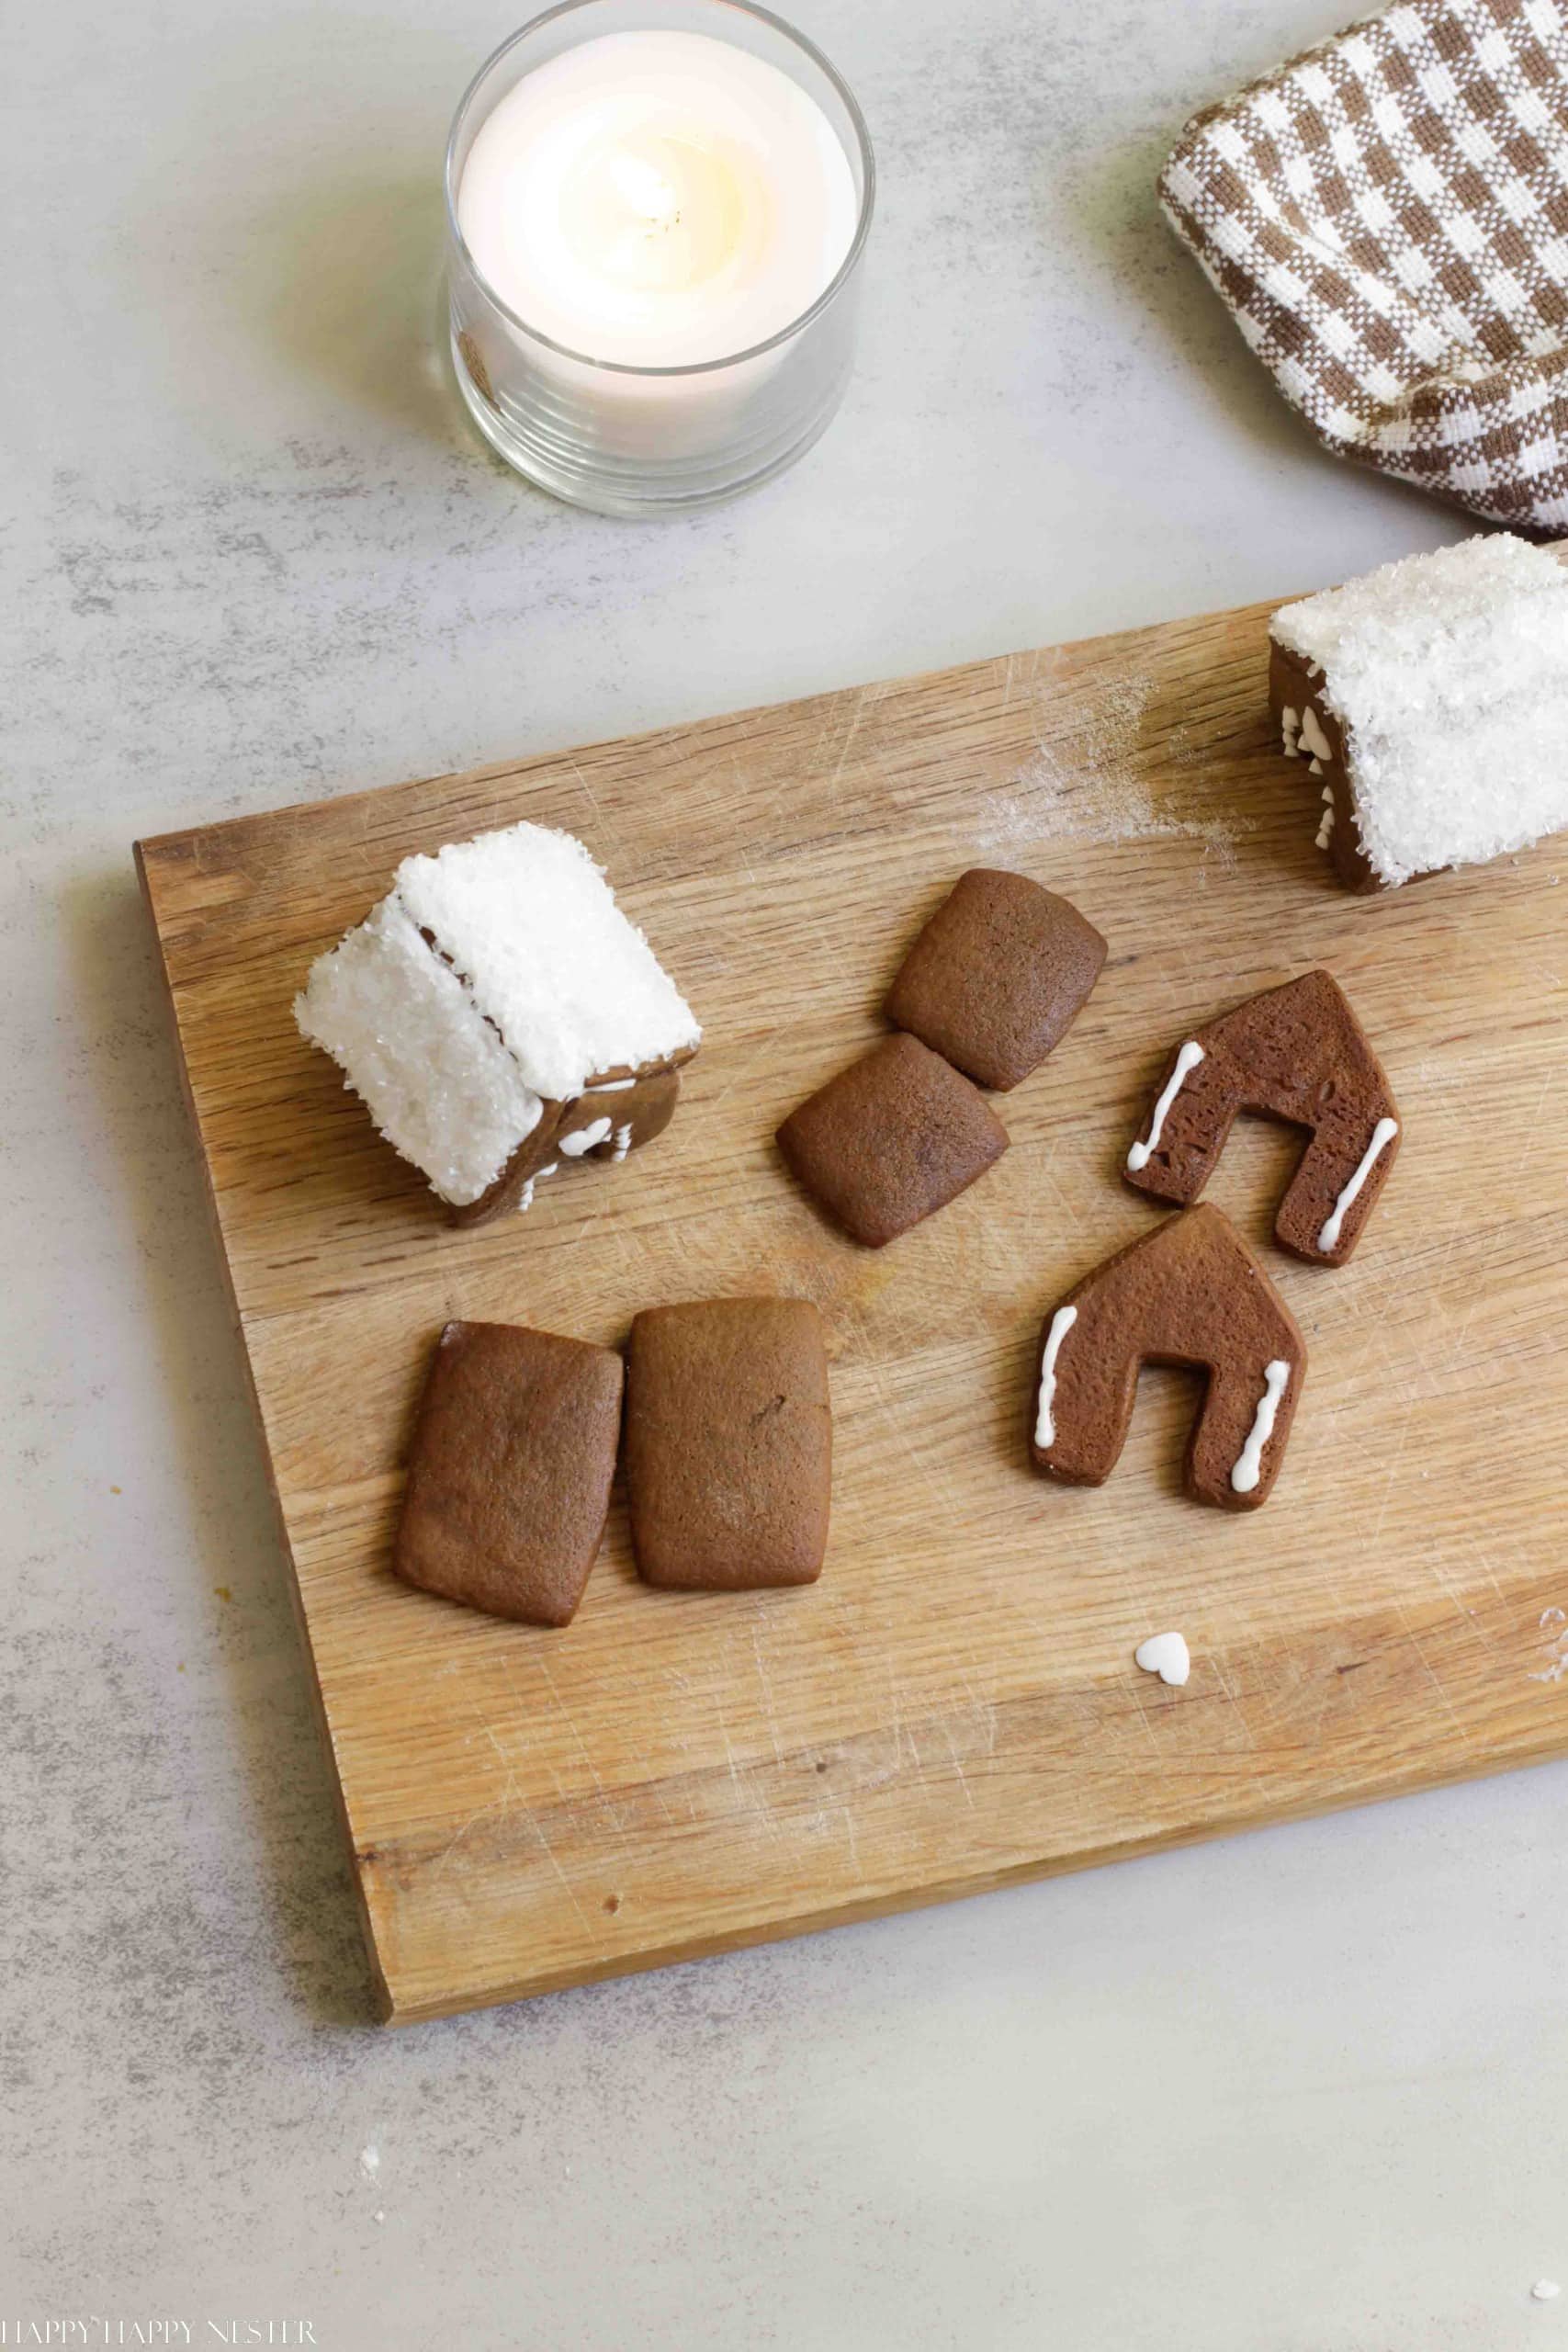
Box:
(444, 0), (875, 516)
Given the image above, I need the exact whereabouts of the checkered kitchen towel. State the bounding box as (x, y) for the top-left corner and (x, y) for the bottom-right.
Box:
(1159, 0), (1568, 530)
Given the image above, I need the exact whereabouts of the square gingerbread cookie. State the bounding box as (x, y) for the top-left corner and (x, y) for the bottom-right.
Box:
(777, 1033), (1008, 1247)
(625, 1298), (831, 1590)
(885, 868), (1106, 1090)
(394, 1320), (624, 1627)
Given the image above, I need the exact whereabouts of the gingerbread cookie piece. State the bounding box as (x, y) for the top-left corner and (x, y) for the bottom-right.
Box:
(625, 1298), (831, 1590)
(1030, 1204), (1305, 1511)
(777, 1034), (1009, 1248)
(1269, 535), (1568, 891)
(1269, 639), (1371, 892)
(452, 1065), (683, 1225)
(449, 1099), (568, 1225)
(394, 1320), (623, 1627)
(885, 868), (1107, 1090)
(565, 1066), (682, 1162)
(1123, 970), (1400, 1267)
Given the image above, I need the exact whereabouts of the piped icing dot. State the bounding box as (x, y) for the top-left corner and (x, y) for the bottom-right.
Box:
(1299, 705), (1333, 763)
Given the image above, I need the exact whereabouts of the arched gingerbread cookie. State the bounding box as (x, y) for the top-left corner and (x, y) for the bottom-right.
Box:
(1122, 969), (1401, 1267)
(1030, 1204), (1305, 1511)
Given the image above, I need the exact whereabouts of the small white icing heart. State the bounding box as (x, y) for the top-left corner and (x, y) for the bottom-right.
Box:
(1134, 1631), (1190, 1688)
(558, 1116), (613, 1158)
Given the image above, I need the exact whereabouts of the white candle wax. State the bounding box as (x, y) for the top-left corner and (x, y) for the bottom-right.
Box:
(457, 29), (857, 369)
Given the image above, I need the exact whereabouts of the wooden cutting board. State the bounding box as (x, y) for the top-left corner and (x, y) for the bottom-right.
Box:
(136, 588), (1568, 2023)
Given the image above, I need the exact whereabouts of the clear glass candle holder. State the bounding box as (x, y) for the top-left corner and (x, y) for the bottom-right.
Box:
(444, 0), (874, 517)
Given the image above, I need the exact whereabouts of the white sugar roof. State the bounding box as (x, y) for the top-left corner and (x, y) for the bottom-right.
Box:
(1272, 534), (1568, 887)
(394, 823), (700, 1102)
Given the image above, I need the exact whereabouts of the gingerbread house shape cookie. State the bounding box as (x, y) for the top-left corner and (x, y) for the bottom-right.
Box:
(1122, 970), (1400, 1268)
(1030, 1205), (1305, 1511)
(295, 820), (701, 1226)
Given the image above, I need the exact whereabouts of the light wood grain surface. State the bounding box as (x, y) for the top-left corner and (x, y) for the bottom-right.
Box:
(136, 593), (1568, 2022)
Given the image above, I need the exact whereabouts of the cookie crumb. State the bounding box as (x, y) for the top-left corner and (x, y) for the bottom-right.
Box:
(359, 2145), (380, 2178)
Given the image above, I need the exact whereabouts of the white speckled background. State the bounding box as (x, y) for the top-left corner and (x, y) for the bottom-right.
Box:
(6, 1), (1566, 2344)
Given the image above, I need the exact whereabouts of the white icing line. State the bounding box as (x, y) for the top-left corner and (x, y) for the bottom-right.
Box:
(1127, 1040), (1204, 1173)
(1232, 1359), (1291, 1495)
(1033, 1305), (1077, 1451)
(1300, 705), (1333, 763)
(558, 1116), (613, 1158)
(1134, 1630), (1190, 1687)
(1317, 1115), (1399, 1254)
(585, 1077), (637, 1092)
(1281, 707), (1300, 757)
(611, 1122), (632, 1163)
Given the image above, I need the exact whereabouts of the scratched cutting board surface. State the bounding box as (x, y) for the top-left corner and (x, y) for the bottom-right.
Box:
(136, 589), (1568, 2022)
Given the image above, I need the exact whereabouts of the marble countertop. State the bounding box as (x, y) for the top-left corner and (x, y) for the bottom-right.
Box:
(6, 0), (1565, 2344)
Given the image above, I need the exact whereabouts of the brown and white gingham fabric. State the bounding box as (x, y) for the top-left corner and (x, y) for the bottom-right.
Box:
(1159, 0), (1568, 530)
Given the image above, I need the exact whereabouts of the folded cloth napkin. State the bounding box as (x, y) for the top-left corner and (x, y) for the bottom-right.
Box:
(1160, 0), (1568, 531)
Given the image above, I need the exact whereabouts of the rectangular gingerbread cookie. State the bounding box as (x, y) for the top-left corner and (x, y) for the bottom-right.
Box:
(624, 1298), (831, 1590)
(395, 1319), (624, 1627)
